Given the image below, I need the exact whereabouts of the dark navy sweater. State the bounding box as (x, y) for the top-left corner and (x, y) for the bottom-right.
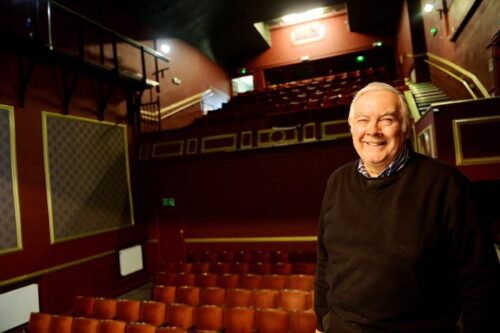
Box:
(315, 153), (500, 333)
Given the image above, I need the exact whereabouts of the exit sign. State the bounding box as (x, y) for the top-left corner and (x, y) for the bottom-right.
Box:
(161, 197), (176, 207)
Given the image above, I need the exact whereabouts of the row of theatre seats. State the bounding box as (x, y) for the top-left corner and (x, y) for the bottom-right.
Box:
(152, 284), (314, 309)
(185, 250), (316, 264)
(154, 272), (315, 290)
(193, 67), (404, 126)
(157, 261), (316, 275)
(29, 295), (316, 333)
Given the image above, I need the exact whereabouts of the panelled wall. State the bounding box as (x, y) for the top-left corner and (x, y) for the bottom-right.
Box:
(0, 28), (230, 315)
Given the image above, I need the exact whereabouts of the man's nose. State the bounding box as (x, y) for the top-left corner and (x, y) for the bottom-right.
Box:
(366, 120), (380, 135)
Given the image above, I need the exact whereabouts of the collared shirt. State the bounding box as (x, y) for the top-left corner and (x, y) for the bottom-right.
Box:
(357, 144), (410, 178)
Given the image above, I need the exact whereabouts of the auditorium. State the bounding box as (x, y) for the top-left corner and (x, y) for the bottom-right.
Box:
(0, 0), (499, 332)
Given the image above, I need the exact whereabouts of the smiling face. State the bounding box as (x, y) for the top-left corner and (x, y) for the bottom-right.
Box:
(349, 89), (407, 177)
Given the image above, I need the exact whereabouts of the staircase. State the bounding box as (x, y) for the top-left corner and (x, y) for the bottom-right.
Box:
(407, 82), (450, 114)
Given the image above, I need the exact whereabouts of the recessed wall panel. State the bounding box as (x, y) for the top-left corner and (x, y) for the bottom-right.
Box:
(43, 113), (134, 243)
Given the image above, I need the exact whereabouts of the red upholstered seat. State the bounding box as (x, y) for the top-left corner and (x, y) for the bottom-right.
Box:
(292, 263), (316, 275)
(239, 274), (263, 290)
(289, 310), (317, 333)
(271, 263), (292, 275)
(255, 309), (289, 333)
(262, 274), (287, 290)
(98, 320), (126, 333)
(230, 262), (250, 274)
(211, 262), (231, 274)
(140, 301), (167, 326)
(176, 286), (200, 306)
(271, 251), (289, 263)
(279, 289), (310, 311)
(155, 327), (187, 333)
(116, 299), (141, 322)
(225, 288), (253, 307)
(125, 322), (156, 333)
(48, 315), (73, 333)
(193, 262), (211, 274)
(287, 274), (315, 291)
(224, 307), (255, 333)
(252, 289), (279, 309)
(28, 312), (51, 333)
(74, 296), (95, 317)
(199, 287), (226, 306)
(217, 251), (235, 262)
(152, 285), (176, 303)
(166, 303), (194, 330)
(194, 305), (224, 331)
(71, 317), (99, 333)
(195, 273), (218, 287)
(249, 262), (272, 274)
(155, 272), (176, 286)
(93, 298), (117, 320)
(177, 262), (193, 274)
(217, 273), (240, 289)
(175, 273), (196, 286)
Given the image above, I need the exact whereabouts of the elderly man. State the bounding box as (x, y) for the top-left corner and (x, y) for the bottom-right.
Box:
(314, 82), (500, 333)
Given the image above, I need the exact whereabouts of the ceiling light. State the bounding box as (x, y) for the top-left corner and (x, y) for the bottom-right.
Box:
(282, 7), (327, 25)
(160, 44), (171, 54)
(423, 3), (434, 13)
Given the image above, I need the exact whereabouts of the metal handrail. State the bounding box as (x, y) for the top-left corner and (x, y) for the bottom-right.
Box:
(426, 52), (489, 98)
(50, 1), (169, 62)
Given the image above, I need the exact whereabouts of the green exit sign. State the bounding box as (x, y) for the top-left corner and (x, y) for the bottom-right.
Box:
(161, 197), (176, 207)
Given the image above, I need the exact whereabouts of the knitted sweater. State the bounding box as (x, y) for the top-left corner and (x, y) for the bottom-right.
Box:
(315, 153), (500, 333)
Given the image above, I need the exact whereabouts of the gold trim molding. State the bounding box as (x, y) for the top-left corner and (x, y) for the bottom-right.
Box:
(42, 112), (135, 244)
(417, 124), (436, 158)
(152, 140), (184, 158)
(0, 104), (23, 255)
(321, 120), (351, 141)
(185, 236), (317, 243)
(201, 134), (237, 153)
(453, 115), (500, 166)
(0, 250), (115, 288)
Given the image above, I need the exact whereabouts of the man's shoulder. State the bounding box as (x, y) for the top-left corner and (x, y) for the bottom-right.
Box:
(327, 160), (357, 183)
(411, 152), (468, 183)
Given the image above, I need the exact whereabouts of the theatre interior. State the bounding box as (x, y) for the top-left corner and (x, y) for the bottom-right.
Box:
(0, 0), (499, 332)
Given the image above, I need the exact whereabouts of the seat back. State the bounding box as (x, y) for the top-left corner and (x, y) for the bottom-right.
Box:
(199, 287), (226, 306)
(116, 299), (141, 322)
(28, 312), (51, 333)
(93, 298), (117, 320)
(176, 286), (200, 306)
(74, 296), (95, 317)
(152, 285), (176, 303)
(224, 307), (254, 333)
(225, 288), (253, 307)
(255, 309), (289, 333)
(194, 305), (224, 331)
(140, 301), (167, 326)
(98, 320), (126, 333)
(71, 317), (99, 333)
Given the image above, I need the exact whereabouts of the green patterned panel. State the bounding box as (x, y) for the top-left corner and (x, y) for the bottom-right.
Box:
(43, 113), (134, 243)
(0, 104), (22, 254)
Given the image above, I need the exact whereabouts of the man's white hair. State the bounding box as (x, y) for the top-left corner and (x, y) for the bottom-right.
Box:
(349, 82), (413, 138)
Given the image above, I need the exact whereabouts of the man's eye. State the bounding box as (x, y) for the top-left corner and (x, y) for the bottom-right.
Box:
(357, 119), (368, 123)
(380, 117), (395, 124)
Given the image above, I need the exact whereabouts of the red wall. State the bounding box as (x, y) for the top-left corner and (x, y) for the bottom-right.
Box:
(0, 30), (231, 315)
(140, 140), (358, 260)
(395, 0), (414, 79)
(152, 38), (231, 107)
(0, 51), (149, 314)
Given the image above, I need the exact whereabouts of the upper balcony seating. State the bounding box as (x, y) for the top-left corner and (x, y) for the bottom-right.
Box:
(192, 67), (403, 127)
